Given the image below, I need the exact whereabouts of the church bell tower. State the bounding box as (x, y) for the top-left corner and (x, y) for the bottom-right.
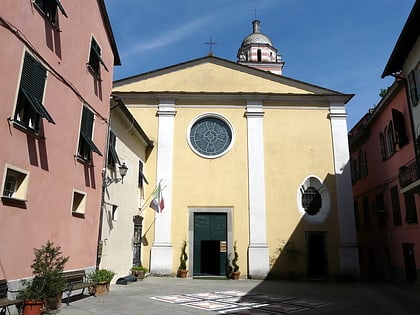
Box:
(237, 20), (284, 75)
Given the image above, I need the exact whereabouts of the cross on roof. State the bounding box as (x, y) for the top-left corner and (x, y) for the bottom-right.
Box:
(205, 37), (217, 55)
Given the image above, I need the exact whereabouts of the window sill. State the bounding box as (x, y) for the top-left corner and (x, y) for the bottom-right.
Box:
(75, 155), (94, 166)
(1, 196), (27, 208)
(72, 211), (85, 218)
(10, 120), (44, 138)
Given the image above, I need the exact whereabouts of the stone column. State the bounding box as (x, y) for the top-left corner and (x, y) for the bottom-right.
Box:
(246, 100), (269, 279)
(150, 99), (175, 275)
(329, 103), (360, 277)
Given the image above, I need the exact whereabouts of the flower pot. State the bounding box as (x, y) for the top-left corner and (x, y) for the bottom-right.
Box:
(177, 269), (188, 278)
(132, 270), (145, 280)
(94, 281), (110, 296)
(231, 271), (240, 280)
(23, 300), (44, 315)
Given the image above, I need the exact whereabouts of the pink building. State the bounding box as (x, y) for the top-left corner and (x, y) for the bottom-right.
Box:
(0, 0), (120, 287)
(349, 2), (420, 283)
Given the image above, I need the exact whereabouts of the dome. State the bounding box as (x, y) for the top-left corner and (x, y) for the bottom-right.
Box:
(240, 20), (273, 48)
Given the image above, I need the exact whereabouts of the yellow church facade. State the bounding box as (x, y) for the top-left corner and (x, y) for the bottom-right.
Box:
(112, 55), (359, 280)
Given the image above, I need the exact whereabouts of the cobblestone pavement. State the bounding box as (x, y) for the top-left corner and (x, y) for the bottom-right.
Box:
(50, 276), (420, 315)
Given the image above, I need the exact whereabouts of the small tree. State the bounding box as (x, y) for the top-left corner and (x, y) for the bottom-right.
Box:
(20, 241), (69, 303)
(178, 240), (188, 270)
(231, 241), (239, 272)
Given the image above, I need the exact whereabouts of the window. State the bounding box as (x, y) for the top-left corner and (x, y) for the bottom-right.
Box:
(404, 193), (418, 224)
(257, 49), (262, 62)
(390, 186), (402, 226)
(71, 190), (86, 215)
(350, 149), (368, 184)
(34, 0), (68, 25)
(362, 196), (371, 228)
(188, 114), (234, 158)
(111, 205), (118, 221)
(391, 109), (409, 148)
(87, 37), (108, 77)
(14, 53), (55, 133)
(358, 149), (368, 179)
(375, 193), (386, 227)
(297, 176), (331, 224)
(138, 161), (148, 189)
(354, 200), (360, 230)
(107, 131), (120, 168)
(77, 106), (102, 162)
(2, 167), (29, 201)
(385, 122), (395, 157)
(407, 69), (420, 107)
(379, 132), (386, 160)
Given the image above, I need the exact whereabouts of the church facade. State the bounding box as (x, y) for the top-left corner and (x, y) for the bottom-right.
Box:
(112, 20), (359, 280)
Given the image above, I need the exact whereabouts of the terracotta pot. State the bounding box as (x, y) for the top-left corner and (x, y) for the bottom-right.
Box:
(46, 294), (62, 310)
(23, 300), (44, 315)
(94, 281), (110, 296)
(177, 269), (188, 278)
(231, 271), (241, 280)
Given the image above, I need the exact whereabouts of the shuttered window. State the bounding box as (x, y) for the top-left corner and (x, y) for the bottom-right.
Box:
(78, 106), (102, 161)
(34, 0), (68, 24)
(88, 37), (108, 77)
(390, 186), (402, 226)
(14, 53), (55, 132)
(391, 109), (409, 148)
(407, 69), (420, 107)
(107, 131), (120, 168)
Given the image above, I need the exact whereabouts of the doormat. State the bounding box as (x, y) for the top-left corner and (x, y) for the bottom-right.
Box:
(151, 290), (331, 313)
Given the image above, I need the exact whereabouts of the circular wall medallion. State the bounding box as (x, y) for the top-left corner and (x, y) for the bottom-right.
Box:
(188, 113), (234, 158)
(296, 176), (330, 224)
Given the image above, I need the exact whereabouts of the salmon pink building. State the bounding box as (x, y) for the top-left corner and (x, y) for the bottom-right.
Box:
(349, 1), (420, 283)
(0, 0), (120, 291)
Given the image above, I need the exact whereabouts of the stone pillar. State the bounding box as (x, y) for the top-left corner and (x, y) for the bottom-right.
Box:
(150, 99), (175, 275)
(246, 100), (269, 279)
(329, 103), (360, 278)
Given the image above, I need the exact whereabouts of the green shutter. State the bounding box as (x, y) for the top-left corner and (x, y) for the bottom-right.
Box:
(20, 53), (55, 124)
(80, 107), (102, 156)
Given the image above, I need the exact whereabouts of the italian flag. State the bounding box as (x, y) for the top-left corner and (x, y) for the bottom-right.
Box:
(150, 183), (164, 213)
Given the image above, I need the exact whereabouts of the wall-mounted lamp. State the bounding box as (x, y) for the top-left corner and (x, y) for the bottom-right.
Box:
(104, 162), (128, 186)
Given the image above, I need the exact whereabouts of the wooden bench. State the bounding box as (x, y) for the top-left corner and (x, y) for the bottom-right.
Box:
(63, 270), (93, 305)
(0, 279), (23, 315)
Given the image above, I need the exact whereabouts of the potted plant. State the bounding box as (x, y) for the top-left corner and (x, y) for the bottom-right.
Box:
(177, 240), (188, 278)
(229, 241), (240, 280)
(87, 269), (115, 296)
(19, 241), (69, 314)
(131, 266), (147, 280)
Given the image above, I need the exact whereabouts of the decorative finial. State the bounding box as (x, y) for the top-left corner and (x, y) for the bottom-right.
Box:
(205, 37), (217, 56)
(254, 7), (258, 20)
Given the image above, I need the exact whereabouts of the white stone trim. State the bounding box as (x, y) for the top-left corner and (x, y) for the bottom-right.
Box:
(150, 99), (175, 275)
(296, 175), (331, 224)
(246, 100), (269, 278)
(329, 103), (360, 276)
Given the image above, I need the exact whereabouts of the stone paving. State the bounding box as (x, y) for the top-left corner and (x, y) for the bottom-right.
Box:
(51, 276), (420, 315)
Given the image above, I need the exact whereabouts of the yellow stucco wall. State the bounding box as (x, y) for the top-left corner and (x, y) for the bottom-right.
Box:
(114, 58), (346, 278)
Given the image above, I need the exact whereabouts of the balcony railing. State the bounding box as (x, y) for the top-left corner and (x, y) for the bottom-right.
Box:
(399, 156), (420, 192)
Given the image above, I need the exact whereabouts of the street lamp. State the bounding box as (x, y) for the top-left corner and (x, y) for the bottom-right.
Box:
(104, 162), (128, 186)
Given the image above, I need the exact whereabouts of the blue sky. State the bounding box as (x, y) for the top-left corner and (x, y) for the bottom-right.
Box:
(104, 0), (415, 129)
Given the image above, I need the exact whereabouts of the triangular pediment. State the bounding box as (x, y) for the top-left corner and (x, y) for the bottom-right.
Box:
(113, 56), (345, 96)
